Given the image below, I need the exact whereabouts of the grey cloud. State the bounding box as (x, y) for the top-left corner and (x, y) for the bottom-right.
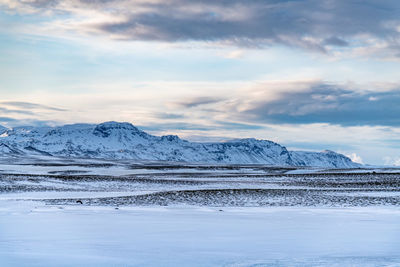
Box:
(174, 97), (223, 108)
(90, 0), (400, 52)
(0, 107), (35, 115)
(140, 121), (264, 133)
(0, 117), (59, 128)
(240, 83), (400, 126)
(0, 117), (18, 123)
(215, 121), (265, 130)
(4, 0), (400, 53)
(323, 36), (348, 47)
(0, 101), (67, 112)
(155, 113), (186, 119)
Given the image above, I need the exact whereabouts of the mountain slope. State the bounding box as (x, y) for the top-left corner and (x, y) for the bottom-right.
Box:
(0, 121), (361, 168)
(290, 150), (358, 168)
(0, 125), (7, 135)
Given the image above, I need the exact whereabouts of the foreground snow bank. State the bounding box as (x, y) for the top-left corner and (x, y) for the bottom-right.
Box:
(1, 201), (399, 266)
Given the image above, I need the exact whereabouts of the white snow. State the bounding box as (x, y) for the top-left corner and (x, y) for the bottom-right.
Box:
(0, 200), (399, 266)
(0, 124), (8, 135)
(0, 159), (399, 266)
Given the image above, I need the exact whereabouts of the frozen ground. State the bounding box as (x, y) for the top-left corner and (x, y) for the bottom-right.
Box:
(2, 202), (400, 267)
(1, 157), (400, 266)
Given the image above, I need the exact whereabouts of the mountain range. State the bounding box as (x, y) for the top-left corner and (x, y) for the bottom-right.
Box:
(0, 121), (360, 168)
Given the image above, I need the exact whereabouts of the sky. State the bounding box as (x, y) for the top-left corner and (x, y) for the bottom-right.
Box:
(1, 0), (400, 165)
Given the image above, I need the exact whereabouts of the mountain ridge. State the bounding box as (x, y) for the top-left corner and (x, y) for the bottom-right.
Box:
(0, 121), (360, 168)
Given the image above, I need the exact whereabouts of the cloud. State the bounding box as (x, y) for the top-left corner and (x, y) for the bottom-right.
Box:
(173, 97), (223, 108)
(0, 117), (59, 127)
(323, 36), (348, 47)
(383, 156), (400, 166)
(224, 50), (244, 59)
(0, 101), (67, 128)
(163, 80), (400, 128)
(0, 101), (67, 112)
(346, 153), (363, 164)
(155, 113), (186, 120)
(0, 107), (34, 115)
(139, 121), (265, 135)
(2, 0), (400, 57)
(139, 122), (213, 132)
(0, 116), (18, 123)
(215, 121), (265, 131)
(233, 81), (400, 127)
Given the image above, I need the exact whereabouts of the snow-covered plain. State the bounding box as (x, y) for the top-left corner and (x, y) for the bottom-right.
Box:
(1, 202), (400, 267)
(1, 158), (400, 266)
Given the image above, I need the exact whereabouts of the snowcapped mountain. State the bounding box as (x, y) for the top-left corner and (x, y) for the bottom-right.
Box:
(0, 122), (360, 168)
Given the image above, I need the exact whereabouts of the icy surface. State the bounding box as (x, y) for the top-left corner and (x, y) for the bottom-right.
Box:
(1, 202), (400, 267)
(0, 121), (360, 168)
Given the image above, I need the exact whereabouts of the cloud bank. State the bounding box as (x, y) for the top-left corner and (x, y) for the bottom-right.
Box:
(0, 101), (66, 127)
(2, 0), (400, 57)
(172, 80), (400, 127)
(239, 83), (400, 126)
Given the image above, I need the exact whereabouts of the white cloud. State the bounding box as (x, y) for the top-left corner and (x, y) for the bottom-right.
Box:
(346, 153), (364, 164)
(383, 156), (400, 166)
(223, 50), (244, 59)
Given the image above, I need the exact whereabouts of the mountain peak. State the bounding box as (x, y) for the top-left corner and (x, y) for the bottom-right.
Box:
(96, 121), (139, 129)
(161, 135), (182, 142)
(93, 121), (142, 137)
(322, 150), (335, 154)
